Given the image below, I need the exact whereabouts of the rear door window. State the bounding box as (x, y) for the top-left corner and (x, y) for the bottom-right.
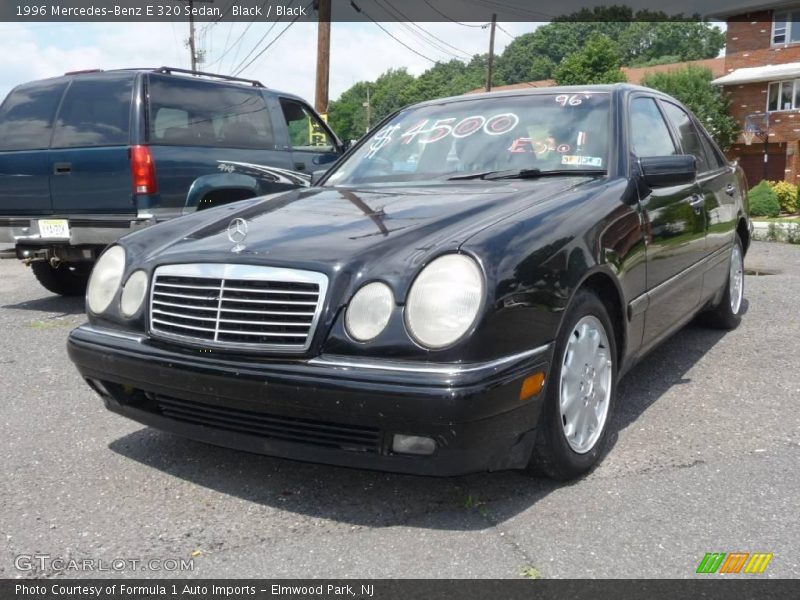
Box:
(661, 101), (711, 173)
(147, 74), (274, 149)
(0, 79), (68, 151)
(51, 74), (133, 148)
(698, 126), (727, 170)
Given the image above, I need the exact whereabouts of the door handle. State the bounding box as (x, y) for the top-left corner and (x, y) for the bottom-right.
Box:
(53, 162), (71, 175)
(294, 162), (306, 171)
(725, 183), (736, 197)
(689, 194), (704, 215)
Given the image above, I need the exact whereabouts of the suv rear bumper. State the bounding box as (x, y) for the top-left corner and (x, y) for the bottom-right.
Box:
(0, 214), (158, 248)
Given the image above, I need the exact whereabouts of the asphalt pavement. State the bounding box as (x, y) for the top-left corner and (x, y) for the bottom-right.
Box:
(1, 241), (798, 579)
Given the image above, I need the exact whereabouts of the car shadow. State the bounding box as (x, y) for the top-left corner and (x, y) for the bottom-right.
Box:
(2, 294), (86, 316)
(108, 308), (742, 531)
(613, 299), (748, 436)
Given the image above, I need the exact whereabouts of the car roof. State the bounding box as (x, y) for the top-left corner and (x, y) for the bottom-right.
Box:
(413, 83), (663, 108)
(13, 67), (305, 102)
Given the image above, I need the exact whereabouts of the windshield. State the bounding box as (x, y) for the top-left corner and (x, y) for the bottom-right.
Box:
(325, 92), (610, 186)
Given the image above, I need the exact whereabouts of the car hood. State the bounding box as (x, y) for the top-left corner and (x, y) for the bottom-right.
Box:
(132, 179), (598, 271)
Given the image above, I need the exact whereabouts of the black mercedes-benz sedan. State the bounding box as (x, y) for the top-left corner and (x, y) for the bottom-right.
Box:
(67, 84), (750, 479)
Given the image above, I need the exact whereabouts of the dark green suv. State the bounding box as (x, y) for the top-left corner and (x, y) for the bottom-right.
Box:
(0, 67), (343, 295)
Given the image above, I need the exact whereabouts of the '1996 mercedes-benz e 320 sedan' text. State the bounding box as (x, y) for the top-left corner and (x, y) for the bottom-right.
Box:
(68, 85), (750, 479)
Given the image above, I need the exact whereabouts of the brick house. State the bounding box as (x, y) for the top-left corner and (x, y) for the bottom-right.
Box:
(712, 4), (800, 186)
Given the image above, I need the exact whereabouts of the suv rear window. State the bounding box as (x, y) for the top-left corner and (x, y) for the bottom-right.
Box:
(147, 74), (273, 149)
(0, 79), (67, 151)
(51, 74), (133, 148)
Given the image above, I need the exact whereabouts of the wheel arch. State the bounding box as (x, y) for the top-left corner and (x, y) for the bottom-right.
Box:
(570, 268), (627, 365)
(736, 216), (750, 255)
(185, 173), (260, 211)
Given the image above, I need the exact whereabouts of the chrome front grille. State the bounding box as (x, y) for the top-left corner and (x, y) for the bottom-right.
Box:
(148, 264), (328, 352)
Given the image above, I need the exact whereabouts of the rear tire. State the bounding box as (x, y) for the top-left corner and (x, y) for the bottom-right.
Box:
(703, 236), (744, 330)
(31, 262), (90, 296)
(528, 289), (618, 480)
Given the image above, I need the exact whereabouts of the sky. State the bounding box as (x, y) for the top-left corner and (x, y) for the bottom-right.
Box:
(0, 20), (536, 104)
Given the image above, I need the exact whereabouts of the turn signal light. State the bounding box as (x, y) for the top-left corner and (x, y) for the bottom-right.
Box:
(519, 371), (546, 401)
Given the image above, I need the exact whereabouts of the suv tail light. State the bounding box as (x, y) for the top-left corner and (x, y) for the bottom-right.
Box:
(130, 145), (157, 195)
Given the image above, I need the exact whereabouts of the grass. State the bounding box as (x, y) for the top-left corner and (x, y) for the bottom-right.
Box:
(752, 216), (800, 223)
(520, 566), (543, 579)
(26, 320), (70, 329)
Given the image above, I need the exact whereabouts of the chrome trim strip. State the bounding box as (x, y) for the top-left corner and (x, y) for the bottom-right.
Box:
(646, 244), (730, 303)
(148, 263), (329, 354)
(628, 242), (733, 317)
(78, 325), (146, 344)
(309, 343), (552, 375)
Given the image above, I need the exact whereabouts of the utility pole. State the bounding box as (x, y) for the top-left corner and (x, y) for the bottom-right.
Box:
(485, 13), (497, 92)
(362, 86), (371, 133)
(183, 0), (214, 71)
(315, 0), (331, 115)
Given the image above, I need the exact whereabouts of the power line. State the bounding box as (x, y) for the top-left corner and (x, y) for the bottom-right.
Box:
(374, 0), (472, 59)
(496, 24), (516, 39)
(217, 21), (235, 67)
(227, 0), (290, 75)
(232, 2), (311, 76)
(463, 0), (551, 20)
(421, 0), (487, 27)
(350, 1), (439, 64)
(204, 0), (271, 70)
(229, 20), (282, 75)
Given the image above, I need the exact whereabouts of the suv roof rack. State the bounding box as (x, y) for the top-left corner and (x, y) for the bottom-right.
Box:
(64, 69), (104, 75)
(153, 66), (265, 88)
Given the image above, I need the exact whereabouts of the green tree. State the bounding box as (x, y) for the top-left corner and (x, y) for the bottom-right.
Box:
(620, 21), (725, 65)
(328, 68), (417, 141)
(494, 9), (724, 85)
(553, 34), (627, 85)
(640, 65), (739, 151)
(405, 57), (497, 105)
(327, 81), (370, 141)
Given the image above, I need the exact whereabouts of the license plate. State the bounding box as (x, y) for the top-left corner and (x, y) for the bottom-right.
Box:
(38, 219), (70, 239)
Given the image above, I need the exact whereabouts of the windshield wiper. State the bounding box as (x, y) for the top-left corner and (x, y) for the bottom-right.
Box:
(447, 168), (606, 181)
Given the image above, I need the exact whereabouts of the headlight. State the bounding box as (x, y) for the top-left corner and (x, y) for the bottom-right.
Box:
(87, 246), (126, 314)
(120, 270), (149, 317)
(345, 281), (394, 342)
(405, 254), (483, 349)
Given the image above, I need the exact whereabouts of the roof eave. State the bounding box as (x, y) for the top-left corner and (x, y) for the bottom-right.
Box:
(708, 1), (796, 19)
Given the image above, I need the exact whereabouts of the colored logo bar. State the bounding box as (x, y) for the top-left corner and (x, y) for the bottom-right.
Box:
(696, 552), (773, 574)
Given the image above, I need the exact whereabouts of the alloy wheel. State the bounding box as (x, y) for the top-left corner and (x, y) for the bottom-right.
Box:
(559, 315), (613, 454)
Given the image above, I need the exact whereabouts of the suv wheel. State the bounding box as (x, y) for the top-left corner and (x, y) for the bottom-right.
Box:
(31, 262), (90, 296)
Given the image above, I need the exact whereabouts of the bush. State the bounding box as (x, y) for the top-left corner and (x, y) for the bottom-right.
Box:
(748, 181), (781, 217)
(767, 180), (799, 214)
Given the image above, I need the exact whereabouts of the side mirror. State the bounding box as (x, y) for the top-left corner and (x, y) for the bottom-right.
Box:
(310, 169), (327, 185)
(341, 139), (358, 152)
(639, 155), (696, 188)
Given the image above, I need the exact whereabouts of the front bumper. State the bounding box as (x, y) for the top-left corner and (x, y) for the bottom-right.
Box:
(0, 214), (158, 247)
(67, 325), (553, 476)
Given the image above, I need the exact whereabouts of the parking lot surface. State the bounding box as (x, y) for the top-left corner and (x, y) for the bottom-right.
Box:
(1, 241), (799, 579)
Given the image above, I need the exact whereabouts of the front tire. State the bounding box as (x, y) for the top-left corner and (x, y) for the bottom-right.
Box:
(703, 236), (744, 330)
(31, 262), (90, 296)
(529, 290), (618, 480)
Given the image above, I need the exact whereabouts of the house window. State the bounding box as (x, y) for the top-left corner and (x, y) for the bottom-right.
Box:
(772, 11), (800, 44)
(767, 80), (800, 111)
